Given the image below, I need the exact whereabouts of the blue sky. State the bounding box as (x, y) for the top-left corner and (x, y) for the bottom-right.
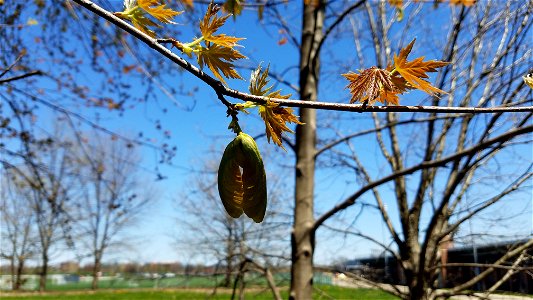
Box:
(3, 0), (532, 267)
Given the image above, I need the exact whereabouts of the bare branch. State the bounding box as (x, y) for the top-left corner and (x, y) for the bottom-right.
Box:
(314, 124), (533, 230)
(0, 71), (43, 84)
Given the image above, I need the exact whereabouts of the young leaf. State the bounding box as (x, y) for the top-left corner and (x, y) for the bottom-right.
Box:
(115, 0), (181, 37)
(259, 102), (302, 150)
(449, 0), (476, 6)
(393, 38), (449, 96)
(200, 2), (244, 48)
(523, 74), (533, 89)
(196, 43), (246, 83)
(223, 0), (243, 17)
(342, 67), (396, 105)
(249, 64), (301, 150)
(388, 0), (403, 8)
(179, 0), (194, 8)
(127, 10), (160, 37)
(249, 64), (291, 99)
(138, 0), (182, 24)
(304, 0), (320, 7)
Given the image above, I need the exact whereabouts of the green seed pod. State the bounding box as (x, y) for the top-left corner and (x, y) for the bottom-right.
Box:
(218, 132), (267, 223)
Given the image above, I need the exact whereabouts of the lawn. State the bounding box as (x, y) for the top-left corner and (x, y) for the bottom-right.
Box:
(0, 286), (399, 299)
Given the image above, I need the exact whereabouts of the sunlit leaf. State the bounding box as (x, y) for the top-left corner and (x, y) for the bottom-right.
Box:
(179, 0), (194, 8)
(388, 0), (403, 8)
(449, 0), (476, 6)
(393, 38), (449, 96)
(249, 64), (291, 99)
(26, 18), (38, 25)
(259, 101), (302, 150)
(200, 2), (244, 48)
(138, 0), (182, 24)
(115, 0), (181, 37)
(523, 74), (533, 89)
(223, 0), (243, 17)
(196, 43), (246, 84)
(304, 0), (320, 7)
(248, 65), (301, 150)
(342, 67), (396, 104)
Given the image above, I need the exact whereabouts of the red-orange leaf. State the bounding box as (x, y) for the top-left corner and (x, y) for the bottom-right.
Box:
(393, 39), (449, 96)
(342, 67), (396, 104)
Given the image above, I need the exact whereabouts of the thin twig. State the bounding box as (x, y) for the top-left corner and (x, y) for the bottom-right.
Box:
(0, 71), (43, 84)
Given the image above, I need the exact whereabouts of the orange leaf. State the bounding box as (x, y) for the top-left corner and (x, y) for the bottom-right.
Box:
(393, 39), (449, 96)
(304, 0), (320, 7)
(259, 101), (303, 150)
(196, 44), (246, 84)
(122, 65), (136, 74)
(180, 0), (194, 8)
(387, 0), (403, 8)
(449, 0), (476, 6)
(342, 67), (396, 104)
(200, 3), (244, 48)
(249, 64), (291, 99)
(138, 0), (182, 24)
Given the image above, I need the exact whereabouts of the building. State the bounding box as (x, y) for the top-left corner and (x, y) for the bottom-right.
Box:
(344, 240), (532, 294)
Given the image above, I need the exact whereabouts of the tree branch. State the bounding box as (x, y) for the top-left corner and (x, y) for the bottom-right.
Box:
(71, 0), (533, 114)
(313, 124), (533, 230)
(0, 71), (43, 84)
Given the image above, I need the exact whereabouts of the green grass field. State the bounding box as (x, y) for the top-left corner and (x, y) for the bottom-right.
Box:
(1, 286), (399, 299)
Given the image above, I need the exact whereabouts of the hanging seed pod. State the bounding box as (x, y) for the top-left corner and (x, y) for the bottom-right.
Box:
(218, 132), (267, 223)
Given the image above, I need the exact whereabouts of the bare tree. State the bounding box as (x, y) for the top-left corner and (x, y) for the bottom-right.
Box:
(70, 131), (153, 289)
(176, 155), (290, 294)
(2, 136), (76, 291)
(0, 170), (37, 290)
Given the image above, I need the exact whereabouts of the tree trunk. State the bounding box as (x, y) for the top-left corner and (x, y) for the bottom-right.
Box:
(9, 255), (16, 290)
(290, 2), (324, 299)
(39, 254), (48, 292)
(91, 253), (101, 290)
(224, 255), (233, 288)
(14, 257), (25, 290)
(224, 224), (234, 288)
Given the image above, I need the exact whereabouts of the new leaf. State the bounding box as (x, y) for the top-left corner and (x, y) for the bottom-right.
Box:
(249, 65), (302, 150)
(393, 39), (449, 96)
(259, 102), (302, 151)
(200, 3), (245, 48)
(138, 0), (182, 24)
(342, 67), (397, 105)
(116, 0), (181, 38)
(197, 43), (246, 83)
